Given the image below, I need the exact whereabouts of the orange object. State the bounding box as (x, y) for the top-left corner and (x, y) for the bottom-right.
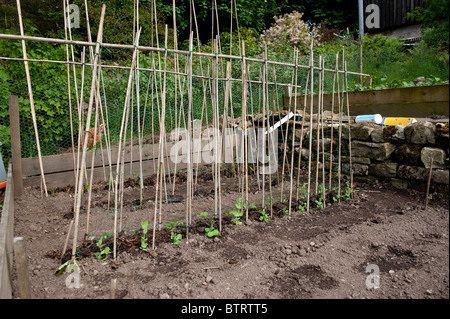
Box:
(80, 124), (104, 148)
(0, 181), (6, 189)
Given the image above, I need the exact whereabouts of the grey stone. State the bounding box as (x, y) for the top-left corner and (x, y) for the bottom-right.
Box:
(298, 249), (307, 257)
(354, 175), (378, 184)
(371, 128), (385, 143)
(386, 178), (408, 190)
(421, 147), (447, 169)
(404, 122), (436, 145)
(351, 141), (397, 161)
(431, 170), (449, 185)
(383, 125), (406, 144)
(435, 123), (449, 149)
(343, 163), (369, 176)
(397, 165), (429, 181)
(341, 156), (371, 165)
(160, 293), (170, 299)
(393, 144), (422, 165)
(369, 162), (398, 178)
(351, 124), (375, 141)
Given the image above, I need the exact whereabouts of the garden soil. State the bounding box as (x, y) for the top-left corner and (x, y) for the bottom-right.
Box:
(10, 171), (449, 300)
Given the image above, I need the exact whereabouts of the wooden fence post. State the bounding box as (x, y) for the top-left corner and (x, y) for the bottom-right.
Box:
(13, 237), (31, 299)
(9, 95), (23, 198)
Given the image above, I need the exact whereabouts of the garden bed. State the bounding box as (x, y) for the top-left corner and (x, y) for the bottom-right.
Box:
(11, 169), (449, 299)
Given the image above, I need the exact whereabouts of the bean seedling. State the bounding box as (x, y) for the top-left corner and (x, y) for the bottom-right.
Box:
(205, 220), (219, 238)
(259, 208), (270, 222)
(226, 197), (256, 225)
(171, 232), (182, 245)
(164, 218), (184, 230)
(140, 221), (149, 252)
(93, 232), (112, 262)
(197, 211), (209, 219)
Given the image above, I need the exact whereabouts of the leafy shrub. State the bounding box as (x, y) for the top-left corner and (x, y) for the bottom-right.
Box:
(259, 11), (320, 55)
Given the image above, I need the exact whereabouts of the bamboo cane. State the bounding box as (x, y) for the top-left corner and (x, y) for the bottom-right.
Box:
(16, 0), (48, 197)
(264, 49), (274, 217)
(320, 58), (326, 205)
(261, 48), (267, 210)
(306, 43), (315, 212)
(72, 4), (106, 257)
(113, 27), (141, 259)
(186, 31), (194, 235)
(315, 56), (322, 196)
(241, 41), (249, 221)
(425, 158), (433, 210)
(337, 54), (343, 203)
(344, 60), (354, 193)
(84, 65), (102, 239)
(328, 53), (339, 190)
(288, 49), (299, 215)
(0, 33), (372, 77)
(63, 0), (77, 187)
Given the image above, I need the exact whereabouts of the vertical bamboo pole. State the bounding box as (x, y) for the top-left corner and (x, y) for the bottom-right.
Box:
(84, 65), (102, 239)
(72, 4), (106, 257)
(261, 48), (267, 209)
(264, 48), (273, 217)
(306, 44), (314, 212)
(240, 41), (249, 221)
(62, 0), (77, 186)
(315, 56), (322, 196)
(329, 53), (339, 190)
(158, 25), (169, 231)
(425, 159), (433, 210)
(280, 51), (297, 201)
(288, 49), (299, 215)
(186, 31), (194, 234)
(344, 60), (354, 192)
(213, 38), (222, 231)
(337, 54), (343, 202)
(320, 58), (326, 205)
(113, 27), (141, 259)
(16, 0), (48, 197)
(296, 65), (310, 201)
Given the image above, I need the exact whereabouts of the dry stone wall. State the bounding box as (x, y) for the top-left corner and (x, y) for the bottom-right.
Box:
(289, 121), (449, 194)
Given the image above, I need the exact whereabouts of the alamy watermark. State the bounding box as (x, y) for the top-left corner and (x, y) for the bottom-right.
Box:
(66, 4), (80, 29)
(169, 127), (278, 175)
(365, 4), (380, 29)
(365, 264), (380, 289)
(65, 260), (81, 289)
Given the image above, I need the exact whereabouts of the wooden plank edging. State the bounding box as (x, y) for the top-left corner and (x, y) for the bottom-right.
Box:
(0, 163), (15, 299)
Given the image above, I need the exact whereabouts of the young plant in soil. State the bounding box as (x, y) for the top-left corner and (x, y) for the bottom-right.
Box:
(170, 232), (182, 245)
(259, 198), (272, 222)
(140, 221), (149, 252)
(298, 203), (307, 212)
(297, 183), (308, 200)
(344, 181), (354, 200)
(93, 232), (112, 262)
(197, 211), (209, 219)
(55, 257), (79, 275)
(205, 220), (219, 238)
(164, 218), (184, 230)
(226, 197), (256, 225)
(259, 208), (270, 222)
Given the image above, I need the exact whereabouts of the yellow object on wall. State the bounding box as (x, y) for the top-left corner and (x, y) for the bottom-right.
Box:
(382, 117), (417, 126)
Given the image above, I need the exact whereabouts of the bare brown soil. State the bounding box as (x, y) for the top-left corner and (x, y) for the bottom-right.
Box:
(10, 168), (449, 300)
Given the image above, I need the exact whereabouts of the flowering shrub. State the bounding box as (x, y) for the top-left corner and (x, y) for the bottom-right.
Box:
(259, 11), (321, 54)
